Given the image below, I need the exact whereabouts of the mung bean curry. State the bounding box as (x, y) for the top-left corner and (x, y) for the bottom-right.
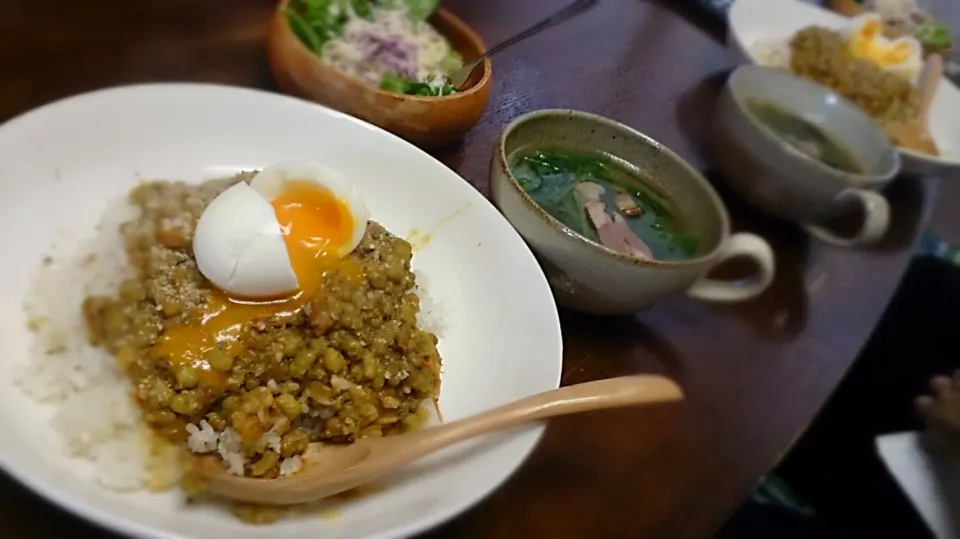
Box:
(82, 173), (442, 519)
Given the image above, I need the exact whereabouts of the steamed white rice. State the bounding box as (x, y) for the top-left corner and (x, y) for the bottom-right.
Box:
(414, 269), (445, 336)
(13, 197), (168, 492)
(751, 38), (791, 69)
(16, 195), (445, 492)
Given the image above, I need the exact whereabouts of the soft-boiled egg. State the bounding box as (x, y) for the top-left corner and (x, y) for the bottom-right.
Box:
(845, 13), (924, 83)
(154, 163), (370, 374)
(193, 162), (369, 299)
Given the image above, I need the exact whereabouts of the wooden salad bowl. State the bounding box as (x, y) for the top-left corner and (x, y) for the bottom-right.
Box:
(267, 0), (493, 149)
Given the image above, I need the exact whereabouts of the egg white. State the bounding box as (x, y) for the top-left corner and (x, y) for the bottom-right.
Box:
(193, 182), (299, 298)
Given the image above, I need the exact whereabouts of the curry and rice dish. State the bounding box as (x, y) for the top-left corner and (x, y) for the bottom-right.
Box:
(787, 25), (919, 134)
(81, 174), (441, 481)
(755, 11), (936, 150)
(87, 172), (442, 479)
(18, 162), (443, 522)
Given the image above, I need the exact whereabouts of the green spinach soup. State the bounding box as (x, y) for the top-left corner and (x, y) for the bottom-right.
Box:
(744, 99), (865, 174)
(509, 148), (698, 261)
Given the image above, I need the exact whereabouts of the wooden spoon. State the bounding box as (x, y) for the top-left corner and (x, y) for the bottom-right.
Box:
(893, 53), (943, 156)
(192, 375), (683, 505)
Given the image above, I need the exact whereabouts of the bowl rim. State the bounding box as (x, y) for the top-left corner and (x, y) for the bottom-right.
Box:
(726, 64), (902, 185)
(275, 0), (493, 103)
(727, 0), (960, 169)
(496, 109), (733, 269)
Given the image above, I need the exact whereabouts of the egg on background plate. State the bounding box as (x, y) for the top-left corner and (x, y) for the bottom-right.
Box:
(193, 161), (370, 299)
(845, 13), (924, 84)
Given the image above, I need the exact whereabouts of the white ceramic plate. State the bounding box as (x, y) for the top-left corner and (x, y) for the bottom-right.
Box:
(0, 84), (562, 539)
(728, 0), (960, 177)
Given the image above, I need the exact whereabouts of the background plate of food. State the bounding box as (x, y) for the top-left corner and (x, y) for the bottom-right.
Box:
(0, 83), (562, 539)
(729, 0), (960, 177)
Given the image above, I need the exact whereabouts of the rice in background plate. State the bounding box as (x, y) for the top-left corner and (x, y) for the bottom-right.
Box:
(752, 38), (792, 69)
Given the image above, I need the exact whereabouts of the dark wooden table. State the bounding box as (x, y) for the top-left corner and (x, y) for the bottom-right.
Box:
(0, 0), (951, 537)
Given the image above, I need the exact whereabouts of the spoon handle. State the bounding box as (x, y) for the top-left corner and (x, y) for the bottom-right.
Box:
(917, 53), (943, 120)
(370, 375), (682, 465)
(482, 0), (599, 60)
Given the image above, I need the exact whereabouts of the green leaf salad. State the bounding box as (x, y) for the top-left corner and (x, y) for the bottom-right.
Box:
(285, 0), (465, 97)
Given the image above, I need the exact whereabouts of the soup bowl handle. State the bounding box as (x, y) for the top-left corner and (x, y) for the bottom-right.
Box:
(685, 233), (776, 302)
(803, 188), (890, 248)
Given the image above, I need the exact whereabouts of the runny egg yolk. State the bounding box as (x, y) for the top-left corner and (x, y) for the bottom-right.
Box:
(272, 179), (362, 295)
(152, 180), (363, 385)
(849, 18), (913, 68)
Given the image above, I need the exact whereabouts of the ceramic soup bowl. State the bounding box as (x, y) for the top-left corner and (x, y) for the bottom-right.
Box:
(491, 109), (776, 315)
(713, 65), (901, 248)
